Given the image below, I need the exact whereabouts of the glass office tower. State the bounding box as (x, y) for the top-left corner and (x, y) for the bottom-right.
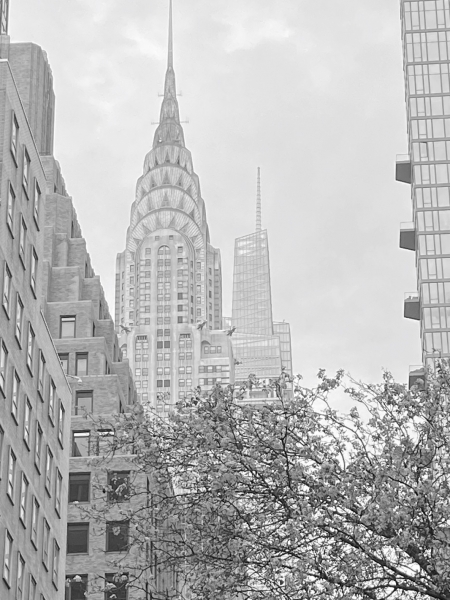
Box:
(231, 170), (293, 387)
(398, 1), (450, 383)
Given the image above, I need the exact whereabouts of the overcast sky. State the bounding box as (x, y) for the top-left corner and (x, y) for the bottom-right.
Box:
(12, 0), (419, 388)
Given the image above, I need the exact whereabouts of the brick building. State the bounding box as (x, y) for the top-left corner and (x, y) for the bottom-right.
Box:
(0, 26), (71, 600)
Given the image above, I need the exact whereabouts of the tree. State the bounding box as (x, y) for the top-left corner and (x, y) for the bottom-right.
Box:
(84, 365), (450, 600)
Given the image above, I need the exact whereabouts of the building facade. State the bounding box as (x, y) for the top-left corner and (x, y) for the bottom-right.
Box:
(0, 37), (71, 600)
(115, 1), (234, 409)
(397, 0), (450, 385)
(230, 169), (293, 392)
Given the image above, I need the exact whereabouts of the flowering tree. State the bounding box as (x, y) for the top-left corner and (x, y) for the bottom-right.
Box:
(84, 365), (450, 600)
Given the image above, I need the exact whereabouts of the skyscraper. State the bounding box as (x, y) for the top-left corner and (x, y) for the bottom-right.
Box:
(397, 1), (450, 385)
(230, 169), (293, 395)
(115, 1), (234, 409)
(0, 19), (71, 600)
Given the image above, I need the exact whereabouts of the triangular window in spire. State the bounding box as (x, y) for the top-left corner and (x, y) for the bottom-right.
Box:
(187, 185), (193, 197)
(162, 193), (171, 208)
(155, 155), (159, 166)
(176, 155), (181, 165)
(150, 177), (157, 189)
(163, 171), (170, 185)
(165, 151), (171, 163)
(177, 175), (183, 188)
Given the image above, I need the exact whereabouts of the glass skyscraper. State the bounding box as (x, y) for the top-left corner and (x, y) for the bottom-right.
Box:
(398, 0), (450, 383)
(230, 170), (293, 388)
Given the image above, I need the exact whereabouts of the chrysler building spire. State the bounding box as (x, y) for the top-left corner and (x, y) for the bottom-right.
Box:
(256, 167), (262, 232)
(154, 0), (184, 147)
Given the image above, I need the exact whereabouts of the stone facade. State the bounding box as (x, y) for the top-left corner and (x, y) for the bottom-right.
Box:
(0, 57), (71, 599)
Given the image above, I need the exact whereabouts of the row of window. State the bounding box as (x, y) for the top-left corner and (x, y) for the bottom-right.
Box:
(199, 378), (223, 386)
(411, 116), (450, 141)
(71, 430), (123, 457)
(67, 520), (129, 554)
(415, 185), (450, 208)
(64, 573), (128, 600)
(414, 163), (450, 185)
(418, 231), (450, 254)
(405, 31), (450, 63)
(422, 280), (450, 303)
(408, 63), (450, 96)
(412, 140), (450, 162)
(403, 2), (450, 32)
(199, 365), (227, 373)
(410, 95), (450, 119)
(417, 208), (450, 231)
(420, 256), (450, 278)
(203, 345), (222, 354)
(423, 330), (450, 354)
(423, 306), (450, 328)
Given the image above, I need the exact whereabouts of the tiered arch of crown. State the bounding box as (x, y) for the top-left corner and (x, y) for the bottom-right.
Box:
(125, 8), (210, 256)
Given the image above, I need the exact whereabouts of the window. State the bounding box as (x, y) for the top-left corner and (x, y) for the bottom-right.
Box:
(55, 469), (62, 515)
(60, 315), (75, 338)
(106, 521), (129, 552)
(24, 399), (31, 447)
(45, 447), (53, 494)
(58, 353), (69, 374)
(72, 431), (90, 457)
(30, 248), (38, 295)
(2, 263), (12, 315)
(19, 216), (27, 264)
(19, 473), (29, 524)
(48, 380), (56, 423)
(97, 430), (114, 455)
(0, 342), (7, 396)
(164, 380), (170, 387)
(7, 448), (16, 501)
(65, 575), (88, 600)
(35, 422), (42, 471)
(58, 402), (65, 446)
(74, 391), (93, 415)
(42, 519), (50, 569)
(16, 552), (25, 599)
(23, 148), (30, 192)
(33, 180), (40, 226)
(105, 573), (128, 600)
(52, 540), (60, 586)
(11, 113), (18, 160)
(29, 576), (37, 600)
(15, 294), (23, 343)
(38, 351), (46, 398)
(108, 472), (130, 502)
(0, 426), (3, 478)
(30, 498), (39, 547)
(69, 473), (90, 503)
(2, 530), (13, 587)
(75, 353), (88, 376)
(27, 323), (35, 372)
(7, 184), (15, 233)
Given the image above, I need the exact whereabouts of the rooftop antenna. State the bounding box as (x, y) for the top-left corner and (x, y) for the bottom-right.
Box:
(256, 167), (262, 232)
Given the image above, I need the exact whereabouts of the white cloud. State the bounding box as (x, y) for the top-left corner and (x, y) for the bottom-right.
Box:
(217, 5), (292, 53)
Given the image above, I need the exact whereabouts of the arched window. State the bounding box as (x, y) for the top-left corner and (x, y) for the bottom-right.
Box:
(158, 246), (171, 255)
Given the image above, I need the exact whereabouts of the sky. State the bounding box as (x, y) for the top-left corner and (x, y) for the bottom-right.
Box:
(11, 0), (419, 388)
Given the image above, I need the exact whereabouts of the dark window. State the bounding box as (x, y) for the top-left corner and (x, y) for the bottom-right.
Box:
(108, 472), (130, 502)
(59, 353), (69, 374)
(105, 573), (128, 600)
(72, 432), (90, 457)
(164, 341), (170, 348)
(75, 391), (93, 415)
(67, 523), (89, 554)
(75, 353), (88, 376)
(156, 341), (163, 349)
(164, 380), (170, 388)
(157, 380), (163, 388)
(106, 521), (129, 552)
(69, 473), (90, 503)
(65, 575), (88, 600)
(60, 316), (76, 338)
